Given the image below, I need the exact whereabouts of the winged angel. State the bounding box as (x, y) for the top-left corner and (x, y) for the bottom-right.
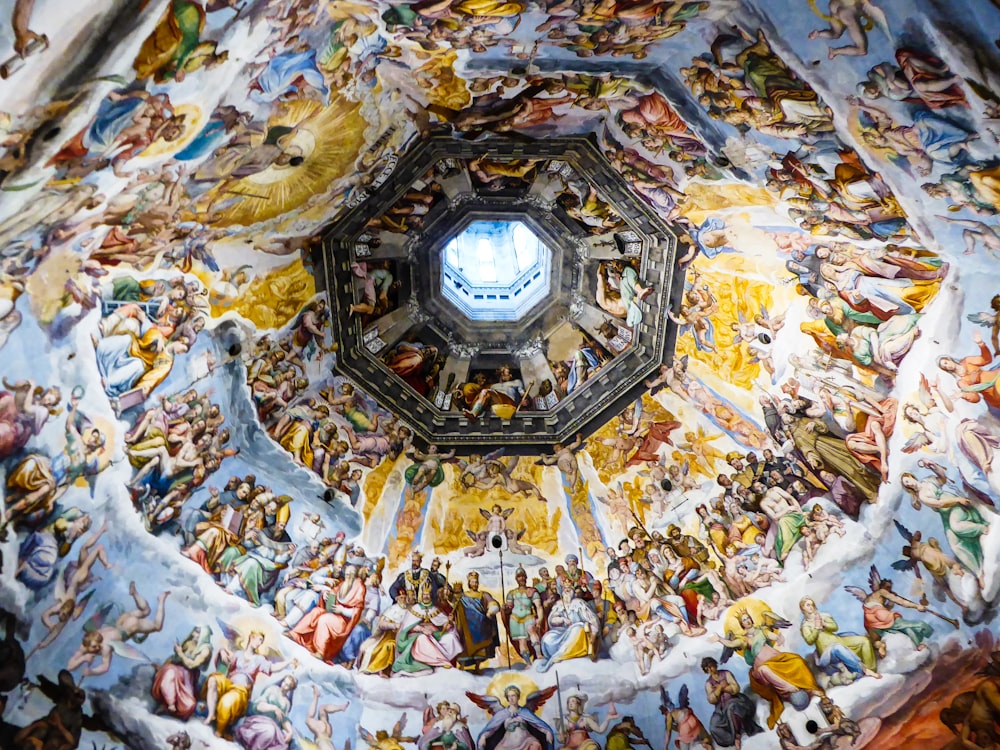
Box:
(659, 684), (711, 750)
(65, 581), (170, 678)
(459, 449), (543, 500)
(464, 505), (532, 557)
(711, 608), (823, 729)
(892, 519), (970, 614)
(360, 713), (418, 750)
(900, 374), (953, 455)
(465, 685), (557, 750)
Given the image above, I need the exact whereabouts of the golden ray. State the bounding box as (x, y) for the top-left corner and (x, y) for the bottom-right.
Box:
(193, 97), (366, 227)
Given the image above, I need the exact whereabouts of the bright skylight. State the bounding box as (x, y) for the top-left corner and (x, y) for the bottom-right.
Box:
(441, 220), (550, 321)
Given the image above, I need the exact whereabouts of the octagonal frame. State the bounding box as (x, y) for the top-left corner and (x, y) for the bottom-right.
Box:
(319, 134), (684, 453)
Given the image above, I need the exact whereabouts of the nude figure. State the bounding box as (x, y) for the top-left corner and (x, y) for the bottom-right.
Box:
(31, 522), (111, 654)
(66, 581), (170, 678)
(807, 0), (889, 59)
(305, 685), (349, 750)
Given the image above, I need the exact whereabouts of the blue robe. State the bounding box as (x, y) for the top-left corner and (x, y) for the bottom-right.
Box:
(478, 706), (554, 750)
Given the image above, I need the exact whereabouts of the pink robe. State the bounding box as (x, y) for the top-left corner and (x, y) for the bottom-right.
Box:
(290, 578), (365, 663)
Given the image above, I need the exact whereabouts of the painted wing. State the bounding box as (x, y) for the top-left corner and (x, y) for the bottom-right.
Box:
(359, 727), (377, 746)
(678, 684), (689, 710)
(524, 685), (558, 714)
(893, 520), (914, 543)
(392, 714), (408, 740)
(83, 602), (115, 634)
(214, 616), (241, 645)
(967, 312), (996, 327)
(844, 586), (869, 603)
(761, 611), (793, 629)
(659, 686), (674, 713)
(465, 691), (503, 715)
(901, 431), (931, 453)
(109, 639), (148, 662)
(484, 448), (505, 462)
(891, 558), (919, 573)
(73, 589), (96, 620)
(868, 565), (882, 592)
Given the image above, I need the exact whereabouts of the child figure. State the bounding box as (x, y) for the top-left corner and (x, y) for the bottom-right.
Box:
(808, 503), (846, 543)
(800, 525), (820, 569)
(625, 626), (656, 676)
(647, 622), (669, 659)
(696, 592), (727, 624)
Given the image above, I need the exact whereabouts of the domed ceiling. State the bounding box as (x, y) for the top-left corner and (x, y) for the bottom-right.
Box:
(0, 1), (999, 749)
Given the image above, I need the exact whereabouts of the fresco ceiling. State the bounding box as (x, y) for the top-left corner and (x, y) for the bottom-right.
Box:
(0, 0), (999, 749)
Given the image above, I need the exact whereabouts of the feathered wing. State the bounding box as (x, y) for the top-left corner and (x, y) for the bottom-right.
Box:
(844, 586), (869, 603)
(465, 691), (503, 715)
(892, 558), (920, 573)
(678, 684), (689, 709)
(893, 519), (914, 542)
(760, 611), (793, 629)
(214, 616), (241, 645)
(485, 448), (505, 462)
(392, 713), (406, 739)
(72, 589), (96, 620)
(967, 311), (996, 327)
(524, 685), (558, 714)
(719, 636), (736, 664)
(109, 639), (148, 662)
(868, 565), (883, 592)
(359, 727), (377, 747)
(83, 602), (115, 633)
(479, 508), (492, 521)
(917, 374), (935, 409)
(658, 686), (674, 712)
(902, 431), (931, 453)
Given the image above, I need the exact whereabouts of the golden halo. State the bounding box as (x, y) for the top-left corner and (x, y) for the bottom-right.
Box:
(722, 597), (771, 638)
(485, 672), (540, 709)
(139, 103), (204, 159)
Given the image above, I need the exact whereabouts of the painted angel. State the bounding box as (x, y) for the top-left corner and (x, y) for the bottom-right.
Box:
(457, 449), (505, 489)
(659, 685), (711, 750)
(676, 427), (727, 478)
(901, 374), (952, 455)
(203, 620), (297, 737)
(30, 520), (110, 656)
(360, 713), (418, 750)
(480, 455), (544, 501)
(892, 520), (969, 612)
(711, 609), (824, 729)
(844, 565), (938, 657)
(466, 685), (556, 750)
(66, 581), (170, 678)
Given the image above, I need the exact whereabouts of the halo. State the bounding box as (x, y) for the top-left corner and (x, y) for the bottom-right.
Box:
(485, 672), (540, 709)
(722, 597), (771, 638)
(140, 103), (204, 159)
(247, 129), (318, 185)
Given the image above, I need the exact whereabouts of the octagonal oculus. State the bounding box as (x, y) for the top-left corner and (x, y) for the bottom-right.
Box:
(440, 220), (552, 321)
